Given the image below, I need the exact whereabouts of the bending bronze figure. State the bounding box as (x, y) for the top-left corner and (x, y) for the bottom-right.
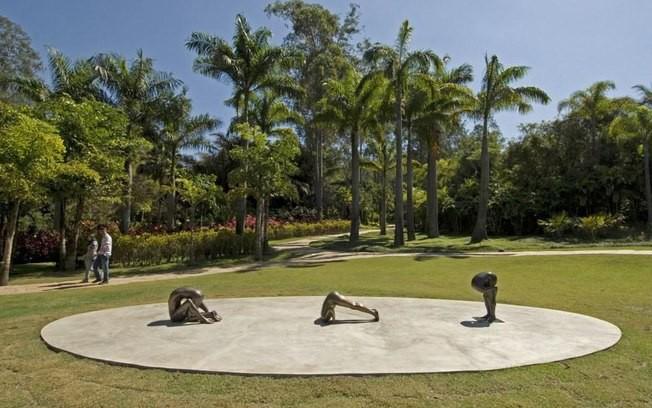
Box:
(168, 287), (222, 324)
(320, 291), (379, 324)
(471, 272), (498, 323)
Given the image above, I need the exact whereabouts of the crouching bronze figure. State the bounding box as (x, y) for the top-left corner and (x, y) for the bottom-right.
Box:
(471, 272), (498, 323)
(320, 291), (379, 324)
(168, 287), (222, 324)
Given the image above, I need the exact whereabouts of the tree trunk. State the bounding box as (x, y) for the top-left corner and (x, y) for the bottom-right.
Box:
(394, 85), (405, 247)
(315, 126), (324, 221)
(427, 137), (440, 238)
(254, 197), (265, 261)
(263, 199), (270, 252)
(406, 124), (415, 241)
(65, 196), (86, 271)
(0, 200), (20, 286)
(471, 113), (490, 243)
(380, 147), (387, 236)
(236, 92), (251, 235)
(56, 198), (67, 271)
(644, 136), (652, 237)
(120, 158), (133, 233)
(167, 157), (177, 230)
(350, 129), (361, 242)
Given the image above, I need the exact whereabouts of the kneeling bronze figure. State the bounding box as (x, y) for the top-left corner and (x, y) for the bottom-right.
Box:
(471, 272), (498, 323)
(320, 291), (379, 324)
(168, 287), (222, 324)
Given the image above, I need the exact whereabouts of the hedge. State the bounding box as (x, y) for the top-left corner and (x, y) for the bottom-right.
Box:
(111, 220), (350, 267)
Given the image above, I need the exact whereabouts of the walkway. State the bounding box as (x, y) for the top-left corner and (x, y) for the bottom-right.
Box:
(2, 231), (651, 296)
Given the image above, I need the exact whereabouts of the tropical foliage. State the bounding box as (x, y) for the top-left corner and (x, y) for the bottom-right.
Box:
(1, 3), (651, 285)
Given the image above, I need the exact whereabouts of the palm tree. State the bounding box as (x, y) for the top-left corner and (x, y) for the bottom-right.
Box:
(403, 78), (430, 241)
(609, 102), (652, 236)
(186, 14), (295, 234)
(558, 80), (616, 161)
(470, 55), (549, 243)
(362, 123), (395, 236)
(159, 92), (219, 229)
(318, 67), (383, 242)
(416, 61), (474, 238)
(363, 20), (442, 247)
(249, 89), (302, 245)
(94, 50), (182, 233)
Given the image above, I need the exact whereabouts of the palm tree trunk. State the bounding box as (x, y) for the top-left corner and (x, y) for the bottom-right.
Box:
(0, 200), (20, 286)
(394, 86), (405, 247)
(350, 129), (360, 242)
(120, 158), (133, 234)
(380, 151), (387, 236)
(406, 123), (415, 241)
(644, 135), (652, 237)
(315, 126), (324, 221)
(471, 113), (490, 243)
(426, 138), (439, 238)
(255, 197), (265, 261)
(65, 196), (86, 271)
(167, 156), (177, 230)
(56, 198), (67, 271)
(236, 92), (250, 235)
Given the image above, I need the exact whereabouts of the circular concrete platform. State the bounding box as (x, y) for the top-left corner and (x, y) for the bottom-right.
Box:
(41, 297), (621, 375)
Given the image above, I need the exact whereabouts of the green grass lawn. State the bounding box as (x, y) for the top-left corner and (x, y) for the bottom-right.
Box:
(312, 231), (652, 253)
(1, 255), (650, 407)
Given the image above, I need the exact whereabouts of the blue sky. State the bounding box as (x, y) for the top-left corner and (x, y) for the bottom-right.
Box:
(2, 0), (651, 139)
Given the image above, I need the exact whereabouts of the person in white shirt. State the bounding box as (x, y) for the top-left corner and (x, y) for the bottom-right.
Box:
(92, 224), (112, 284)
(81, 235), (98, 283)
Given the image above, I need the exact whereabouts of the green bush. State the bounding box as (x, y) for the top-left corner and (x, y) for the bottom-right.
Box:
(537, 212), (576, 238)
(577, 213), (624, 241)
(267, 220), (349, 240)
(111, 220), (349, 266)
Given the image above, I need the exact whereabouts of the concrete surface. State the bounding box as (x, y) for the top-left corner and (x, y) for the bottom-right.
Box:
(41, 297), (621, 376)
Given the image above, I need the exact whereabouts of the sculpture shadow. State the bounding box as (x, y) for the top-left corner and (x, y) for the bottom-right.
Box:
(313, 318), (377, 327)
(460, 317), (504, 328)
(147, 320), (200, 328)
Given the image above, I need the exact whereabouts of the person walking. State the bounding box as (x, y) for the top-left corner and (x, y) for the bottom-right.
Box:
(92, 224), (112, 284)
(81, 234), (98, 283)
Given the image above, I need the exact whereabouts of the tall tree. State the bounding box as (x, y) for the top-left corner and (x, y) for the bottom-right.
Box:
(363, 20), (442, 246)
(0, 15), (42, 103)
(159, 93), (218, 230)
(558, 80), (616, 162)
(230, 124), (299, 260)
(416, 61), (474, 237)
(0, 103), (63, 286)
(318, 67), (383, 242)
(94, 50), (182, 233)
(470, 55), (549, 243)
(266, 1), (360, 220)
(609, 103), (652, 236)
(186, 14), (294, 234)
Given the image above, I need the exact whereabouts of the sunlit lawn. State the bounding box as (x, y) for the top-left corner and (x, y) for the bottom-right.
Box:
(312, 231), (652, 253)
(1, 255), (650, 407)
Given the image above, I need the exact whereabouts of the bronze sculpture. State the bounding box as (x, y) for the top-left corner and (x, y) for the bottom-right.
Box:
(168, 287), (222, 324)
(471, 272), (498, 323)
(319, 291), (379, 324)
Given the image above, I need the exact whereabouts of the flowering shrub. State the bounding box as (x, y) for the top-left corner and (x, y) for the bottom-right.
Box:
(11, 219), (350, 266)
(13, 230), (60, 263)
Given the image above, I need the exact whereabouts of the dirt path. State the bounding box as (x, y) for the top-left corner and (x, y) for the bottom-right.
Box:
(2, 231), (651, 296)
